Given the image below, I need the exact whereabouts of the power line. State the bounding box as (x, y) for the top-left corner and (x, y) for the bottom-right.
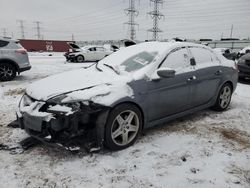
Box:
(17, 20), (25, 39)
(124, 0), (139, 41)
(230, 24), (234, 38)
(2, 28), (7, 37)
(46, 0), (124, 24)
(147, 0), (165, 41)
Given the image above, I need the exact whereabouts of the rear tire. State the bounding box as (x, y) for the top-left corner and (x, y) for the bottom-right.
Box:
(0, 63), (17, 81)
(212, 83), (232, 111)
(105, 104), (142, 151)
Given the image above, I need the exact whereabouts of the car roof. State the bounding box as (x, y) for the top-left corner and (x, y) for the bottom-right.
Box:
(133, 41), (211, 53)
(0, 37), (19, 43)
(83, 45), (104, 49)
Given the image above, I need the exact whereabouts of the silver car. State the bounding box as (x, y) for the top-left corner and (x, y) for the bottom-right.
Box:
(0, 37), (31, 81)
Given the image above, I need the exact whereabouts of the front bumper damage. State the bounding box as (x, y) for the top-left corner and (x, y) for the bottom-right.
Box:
(17, 95), (110, 152)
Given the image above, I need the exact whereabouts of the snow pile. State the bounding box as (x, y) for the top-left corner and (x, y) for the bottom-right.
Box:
(0, 54), (249, 188)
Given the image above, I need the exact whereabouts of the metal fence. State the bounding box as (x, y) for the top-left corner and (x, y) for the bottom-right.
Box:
(205, 40), (250, 51)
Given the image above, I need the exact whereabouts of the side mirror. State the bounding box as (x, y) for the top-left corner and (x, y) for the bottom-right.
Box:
(157, 67), (176, 78)
(190, 58), (196, 66)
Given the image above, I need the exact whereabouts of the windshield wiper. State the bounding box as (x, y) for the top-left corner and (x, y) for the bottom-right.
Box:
(103, 63), (120, 75)
(82, 61), (103, 72)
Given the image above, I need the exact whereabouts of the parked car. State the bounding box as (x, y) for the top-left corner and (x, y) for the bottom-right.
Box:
(238, 46), (250, 58)
(0, 38), (31, 81)
(64, 42), (82, 61)
(17, 42), (238, 151)
(238, 53), (250, 79)
(213, 48), (237, 60)
(67, 46), (113, 62)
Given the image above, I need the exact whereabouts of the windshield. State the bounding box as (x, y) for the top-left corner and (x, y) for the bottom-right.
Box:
(120, 51), (158, 72)
(99, 42), (167, 74)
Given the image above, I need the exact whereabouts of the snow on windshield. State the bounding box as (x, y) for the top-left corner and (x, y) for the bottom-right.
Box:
(99, 42), (169, 72)
(120, 51), (158, 72)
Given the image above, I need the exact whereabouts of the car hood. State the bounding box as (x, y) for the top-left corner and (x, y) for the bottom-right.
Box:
(26, 67), (124, 101)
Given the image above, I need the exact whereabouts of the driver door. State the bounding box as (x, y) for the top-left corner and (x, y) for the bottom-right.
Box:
(147, 47), (195, 122)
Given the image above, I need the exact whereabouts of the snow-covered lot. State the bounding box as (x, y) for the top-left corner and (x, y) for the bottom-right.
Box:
(0, 53), (249, 188)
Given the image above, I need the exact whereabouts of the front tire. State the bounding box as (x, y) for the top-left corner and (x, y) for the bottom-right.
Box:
(76, 55), (84, 63)
(213, 83), (232, 111)
(105, 104), (142, 151)
(0, 63), (17, 81)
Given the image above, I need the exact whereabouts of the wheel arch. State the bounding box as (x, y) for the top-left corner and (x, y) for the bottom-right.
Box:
(0, 59), (19, 72)
(224, 80), (233, 90)
(77, 54), (84, 59)
(220, 80), (234, 92)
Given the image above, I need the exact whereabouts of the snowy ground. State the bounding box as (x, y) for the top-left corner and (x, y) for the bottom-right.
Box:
(0, 53), (249, 188)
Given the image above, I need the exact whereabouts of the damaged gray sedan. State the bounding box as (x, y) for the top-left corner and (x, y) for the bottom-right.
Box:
(17, 42), (238, 151)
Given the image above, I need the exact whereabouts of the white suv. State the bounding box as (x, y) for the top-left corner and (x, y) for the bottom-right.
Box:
(0, 38), (31, 81)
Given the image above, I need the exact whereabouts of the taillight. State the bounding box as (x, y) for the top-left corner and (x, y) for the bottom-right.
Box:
(15, 48), (27, 54)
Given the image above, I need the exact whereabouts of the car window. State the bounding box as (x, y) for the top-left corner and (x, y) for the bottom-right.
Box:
(121, 51), (158, 72)
(0, 40), (9, 48)
(161, 48), (191, 74)
(189, 47), (218, 65)
(15, 42), (23, 48)
(89, 47), (96, 51)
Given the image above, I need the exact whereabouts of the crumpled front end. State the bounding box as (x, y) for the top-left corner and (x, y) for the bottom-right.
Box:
(17, 94), (110, 148)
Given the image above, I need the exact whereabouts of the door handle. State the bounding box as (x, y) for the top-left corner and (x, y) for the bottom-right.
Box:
(187, 75), (197, 82)
(215, 70), (222, 75)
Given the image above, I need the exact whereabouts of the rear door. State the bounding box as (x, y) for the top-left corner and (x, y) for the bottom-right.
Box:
(189, 47), (222, 107)
(147, 47), (196, 122)
(95, 47), (106, 60)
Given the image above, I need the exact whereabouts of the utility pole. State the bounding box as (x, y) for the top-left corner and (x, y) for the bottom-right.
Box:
(230, 24), (234, 38)
(221, 32), (224, 39)
(17, 20), (25, 39)
(124, 0), (139, 41)
(72, 33), (75, 41)
(34, 21), (42, 40)
(147, 0), (165, 41)
(2, 28), (7, 37)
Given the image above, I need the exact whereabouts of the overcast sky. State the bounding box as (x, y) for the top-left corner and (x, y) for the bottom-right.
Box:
(0, 0), (250, 41)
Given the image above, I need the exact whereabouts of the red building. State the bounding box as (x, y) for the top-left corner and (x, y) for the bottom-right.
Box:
(19, 39), (74, 52)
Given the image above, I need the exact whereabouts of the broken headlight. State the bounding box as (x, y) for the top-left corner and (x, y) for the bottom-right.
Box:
(19, 94), (33, 108)
(47, 94), (68, 104)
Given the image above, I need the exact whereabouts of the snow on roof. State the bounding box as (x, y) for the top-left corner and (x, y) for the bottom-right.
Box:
(99, 41), (209, 67)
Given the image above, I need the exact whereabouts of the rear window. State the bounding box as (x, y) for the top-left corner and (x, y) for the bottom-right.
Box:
(0, 40), (9, 48)
(190, 47), (217, 64)
(15, 42), (23, 48)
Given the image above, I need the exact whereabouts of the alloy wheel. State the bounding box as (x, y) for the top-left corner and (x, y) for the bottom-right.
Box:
(111, 110), (140, 146)
(219, 85), (232, 109)
(0, 64), (14, 80)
